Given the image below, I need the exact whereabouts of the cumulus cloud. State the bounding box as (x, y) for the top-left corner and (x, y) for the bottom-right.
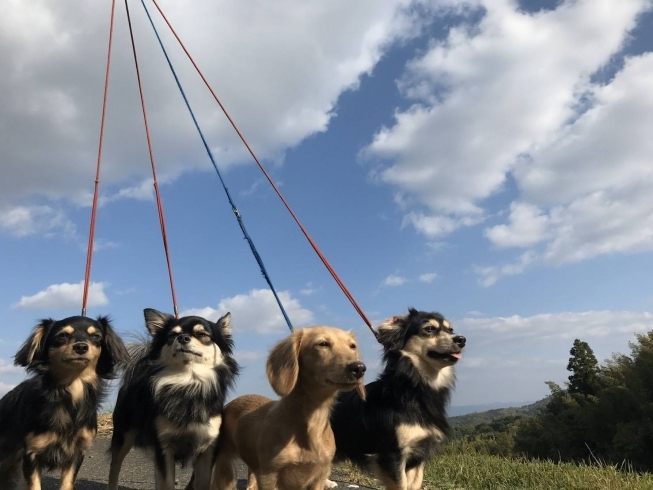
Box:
(181, 288), (315, 334)
(0, 205), (76, 238)
(0, 0), (428, 206)
(0, 382), (16, 397)
(457, 310), (653, 344)
(419, 272), (438, 283)
(360, 0), (653, 282)
(14, 281), (109, 310)
(0, 358), (22, 375)
(451, 309), (653, 404)
(383, 274), (408, 286)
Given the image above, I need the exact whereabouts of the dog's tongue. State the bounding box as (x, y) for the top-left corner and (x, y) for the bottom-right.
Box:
(450, 352), (462, 360)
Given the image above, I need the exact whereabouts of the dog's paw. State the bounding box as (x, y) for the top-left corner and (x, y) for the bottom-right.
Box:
(325, 479), (338, 488)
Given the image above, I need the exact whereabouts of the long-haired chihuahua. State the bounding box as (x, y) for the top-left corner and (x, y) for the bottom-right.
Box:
(0, 315), (127, 490)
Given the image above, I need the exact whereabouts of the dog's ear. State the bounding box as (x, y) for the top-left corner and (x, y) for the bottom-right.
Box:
(216, 312), (232, 337)
(144, 308), (173, 336)
(266, 329), (304, 396)
(14, 319), (54, 370)
(96, 316), (129, 378)
(377, 314), (407, 351)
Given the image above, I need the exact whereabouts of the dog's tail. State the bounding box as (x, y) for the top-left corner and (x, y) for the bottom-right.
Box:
(120, 334), (151, 385)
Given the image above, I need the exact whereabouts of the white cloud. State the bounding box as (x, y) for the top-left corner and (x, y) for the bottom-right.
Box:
(474, 251), (538, 287)
(362, 0), (653, 278)
(299, 282), (320, 296)
(383, 274), (408, 286)
(181, 288), (315, 334)
(0, 205), (76, 238)
(0, 358), (22, 375)
(0, 0), (427, 206)
(14, 281), (109, 310)
(0, 382), (16, 397)
(457, 310), (653, 344)
(419, 272), (437, 283)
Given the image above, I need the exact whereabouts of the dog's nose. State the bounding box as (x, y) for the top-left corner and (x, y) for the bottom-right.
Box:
(73, 343), (89, 355)
(453, 335), (466, 348)
(177, 334), (191, 345)
(347, 361), (367, 379)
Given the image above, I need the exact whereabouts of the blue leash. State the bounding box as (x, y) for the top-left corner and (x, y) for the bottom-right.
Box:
(138, 0), (294, 332)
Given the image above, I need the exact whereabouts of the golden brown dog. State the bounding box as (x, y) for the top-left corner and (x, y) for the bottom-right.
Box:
(210, 326), (366, 490)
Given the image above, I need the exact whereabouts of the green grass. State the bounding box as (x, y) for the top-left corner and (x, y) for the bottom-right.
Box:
(335, 453), (653, 490)
(424, 453), (653, 490)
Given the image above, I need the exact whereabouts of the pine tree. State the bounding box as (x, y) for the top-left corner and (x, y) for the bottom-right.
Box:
(567, 339), (599, 395)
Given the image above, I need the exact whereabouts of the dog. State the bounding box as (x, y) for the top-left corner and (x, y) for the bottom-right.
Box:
(207, 326), (366, 490)
(328, 308), (466, 490)
(0, 315), (127, 490)
(108, 308), (239, 490)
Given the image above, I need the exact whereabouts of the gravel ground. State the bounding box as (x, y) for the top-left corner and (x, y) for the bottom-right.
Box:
(33, 437), (376, 489)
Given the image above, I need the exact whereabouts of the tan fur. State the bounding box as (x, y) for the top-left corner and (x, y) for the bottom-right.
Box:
(86, 326), (97, 335)
(76, 427), (97, 451)
(405, 463), (425, 490)
(25, 324), (46, 365)
(48, 342), (101, 402)
(26, 432), (59, 454)
(212, 326), (365, 490)
(396, 424), (444, 458)
(59, 464), (77, 490)
(61, 326), (74, 335)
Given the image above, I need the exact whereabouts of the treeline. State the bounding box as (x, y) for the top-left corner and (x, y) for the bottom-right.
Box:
(445, 331), (653, 471)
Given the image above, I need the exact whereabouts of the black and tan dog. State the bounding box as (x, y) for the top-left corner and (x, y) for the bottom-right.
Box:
(0, 315), (127, 490)
(328, 308), (466, 490)
(108, 308), (239, 490)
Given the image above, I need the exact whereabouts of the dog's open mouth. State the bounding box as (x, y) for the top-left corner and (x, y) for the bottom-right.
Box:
(427, 351), (462, 363)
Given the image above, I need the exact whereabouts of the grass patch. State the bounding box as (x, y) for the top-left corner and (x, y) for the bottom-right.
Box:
(95, 413), (653, 489)
(424, 452), (653, 490)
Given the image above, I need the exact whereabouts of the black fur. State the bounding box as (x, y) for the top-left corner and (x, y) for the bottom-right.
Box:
(108, 309), (239, 490)
(0, 316), (127, 488)
(330, 308), (466, 488)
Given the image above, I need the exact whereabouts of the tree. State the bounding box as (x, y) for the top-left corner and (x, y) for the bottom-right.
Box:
(567, 339), (599, 396)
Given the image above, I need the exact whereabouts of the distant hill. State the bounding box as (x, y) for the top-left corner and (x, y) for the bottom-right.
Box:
(449, 401), (537, 417)
(449, 397), (550, 427)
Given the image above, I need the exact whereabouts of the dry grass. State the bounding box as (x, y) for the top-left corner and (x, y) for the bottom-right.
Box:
(97, 412), (113, 436)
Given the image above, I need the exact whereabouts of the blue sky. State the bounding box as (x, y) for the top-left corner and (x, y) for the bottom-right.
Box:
(2, 0), (653, 407)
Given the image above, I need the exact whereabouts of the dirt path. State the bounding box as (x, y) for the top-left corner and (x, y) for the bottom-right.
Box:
(36, 437), (376, 489)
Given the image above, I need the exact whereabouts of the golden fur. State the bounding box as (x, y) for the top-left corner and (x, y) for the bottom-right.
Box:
(209, 326), (366, 490)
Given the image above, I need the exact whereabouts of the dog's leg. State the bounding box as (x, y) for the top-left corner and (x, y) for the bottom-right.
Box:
(370, 455), (407, 490)
(191, 448), (213, 490)
(21, 456), (41, 490)
(59, 452), (84, 490)
(107, 430), (135, 490)
(153, 444), (175, 490)
(405, 463), (424, 490)
(255, 471), (279, 490)
(246, 469), (259, 490)
(324, 479), (338, 489)
(210, 452), (237, 490)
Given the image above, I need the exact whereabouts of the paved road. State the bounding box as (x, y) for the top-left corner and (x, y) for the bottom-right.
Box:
(34, 437), (375, 489)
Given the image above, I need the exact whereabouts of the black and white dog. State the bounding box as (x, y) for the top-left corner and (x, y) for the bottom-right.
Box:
(108, 308), (239, 490)
(0, 315), (127, 490)
(329, 308), (466, 490)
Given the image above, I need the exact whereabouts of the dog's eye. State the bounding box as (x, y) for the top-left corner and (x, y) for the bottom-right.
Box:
(350, 343), (357, 350)
(424, 326), (439, 334)
(53, 334), (69, 345)
(196, 332), (210, 340)
(317, 341), (331, 348)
